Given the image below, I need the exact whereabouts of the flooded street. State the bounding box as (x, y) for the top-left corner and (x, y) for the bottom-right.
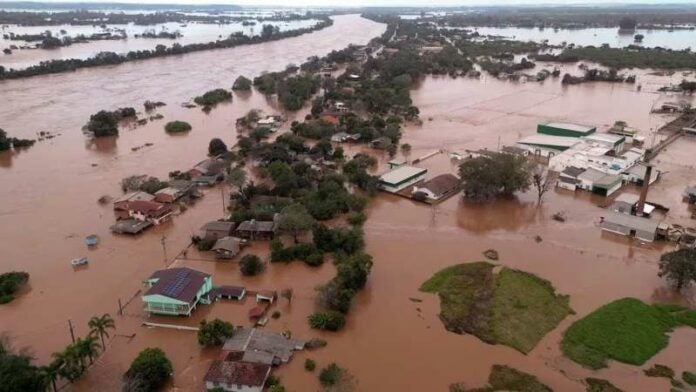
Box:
(2, 13), (696, 392)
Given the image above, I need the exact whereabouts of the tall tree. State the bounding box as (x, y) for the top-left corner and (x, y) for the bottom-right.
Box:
(88, 313), (115, 350)
(459, 152), (532, 201)
(658, 249), (696, 291)
(532, 165), (554, 206)
(75, 336), (100, 366)
(123, 348), (172, 392)
(278, 203), (315, 243)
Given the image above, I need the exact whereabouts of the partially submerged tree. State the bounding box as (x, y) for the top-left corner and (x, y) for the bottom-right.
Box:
(197, 319), (235, 346)
(278, 203), (315, 243)
(532, 165), (554, 206)
(458, 152), (532, 201)
(232, 75), (252, 91)
(658, 249), (696, 291)
(208, 138), (228, 156)
(239, 254), (264, 276)
(123, 348), (172, 391)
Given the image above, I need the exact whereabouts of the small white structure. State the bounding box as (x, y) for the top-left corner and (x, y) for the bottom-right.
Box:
(379, 165), (427, 193)
(601, 212), (660, 242)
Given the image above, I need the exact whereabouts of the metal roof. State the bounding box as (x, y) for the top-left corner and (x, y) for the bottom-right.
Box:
(517, 134), (580, 149)
(603, 212), (660, 233)
(542, 122), (595, 133)
(379, 165), (427, 185)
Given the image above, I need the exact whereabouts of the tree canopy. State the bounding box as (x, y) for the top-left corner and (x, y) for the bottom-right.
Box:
(197, 319), (235, 346)
(459, 153), (532, 201)
(658, 249), (696, 291)
(278, 203), (315, 243)
(123, 348), (172, 392)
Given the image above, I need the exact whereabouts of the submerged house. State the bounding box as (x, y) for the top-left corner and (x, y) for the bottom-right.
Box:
(127, 200), (173, 225)
(600, 212), (660, 242)
(142, 267), (213, 316)
(236, 218), (278, 240)
(154, 187), (183, 203)
(378, 165), (428, 193)
(113, 191), (155, 211)
(222, 327), (305, 365)
(201, 221), (236, 240)
(411, 174), (460, 201)
(212, 236), (244, 260)
(204, 359), (271, 392)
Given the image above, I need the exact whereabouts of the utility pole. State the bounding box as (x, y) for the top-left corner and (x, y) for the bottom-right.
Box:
(68, 319), (75, 344)
(220, 186), (226, 215)
(160, 235), (167, 266)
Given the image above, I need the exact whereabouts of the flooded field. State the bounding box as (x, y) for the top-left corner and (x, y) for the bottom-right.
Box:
(467, 26), (696, 50)
(1, 13), (696, 392)
(0, 19), (321, 70)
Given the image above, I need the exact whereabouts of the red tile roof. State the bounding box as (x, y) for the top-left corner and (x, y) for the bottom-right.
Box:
(128, 200), (172, 218)
(204, 360), (271, 387)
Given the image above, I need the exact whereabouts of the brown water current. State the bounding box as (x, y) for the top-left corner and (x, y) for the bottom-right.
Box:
(2, 15), (696, 392)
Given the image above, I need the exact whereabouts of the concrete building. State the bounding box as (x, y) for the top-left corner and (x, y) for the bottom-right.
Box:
(537, 122), (596, 137)
(577, 168), (623, 197)
(622, 163), (661, 186)
(378, 165), (428, 193)
(601, 212), (660, 242)
(516, 134), (580, 157)
(142, 268), (212, 316)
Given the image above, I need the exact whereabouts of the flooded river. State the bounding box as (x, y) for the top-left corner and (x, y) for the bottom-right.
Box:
(1, 14), (696, 392)
(467, 25), (696, 50)
(0, 19), (320, 70)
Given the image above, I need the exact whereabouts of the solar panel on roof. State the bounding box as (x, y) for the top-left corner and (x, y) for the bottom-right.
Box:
(162, 269), (191, 298)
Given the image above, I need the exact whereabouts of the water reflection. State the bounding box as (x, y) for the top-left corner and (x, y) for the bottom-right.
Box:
(456, 196), (541, 233)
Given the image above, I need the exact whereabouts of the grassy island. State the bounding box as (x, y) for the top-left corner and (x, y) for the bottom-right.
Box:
(421, 262), (572, 353)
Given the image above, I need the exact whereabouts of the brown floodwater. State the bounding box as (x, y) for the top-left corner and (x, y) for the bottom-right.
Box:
(2, 15), (696, 392)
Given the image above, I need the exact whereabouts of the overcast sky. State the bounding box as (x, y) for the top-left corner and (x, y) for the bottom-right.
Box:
(2, 0), (696, 6)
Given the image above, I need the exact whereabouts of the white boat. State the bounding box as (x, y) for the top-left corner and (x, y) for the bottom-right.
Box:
(71, 257), (89, 267)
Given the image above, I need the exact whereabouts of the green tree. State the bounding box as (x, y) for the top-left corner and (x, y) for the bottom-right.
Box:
(232, 75), (252, 91)
(0, 129), (10, 151)
(227, 167), (247, 191)
(319, 363), (343, 386)
(123, 348), (172, 392)
(0, 336), (47, 392)
(278, 203), (315, 243)
(308, 311), (346, 331)
(164, 121), (192, 133)
(197, 319), (235, 346)
(458, 152), (532, 201)
(239, 254), (264, 276)
(304, 358), (316, 371)
(658, 249), (696, 291)
(86, 110), (119, 137)
(88, 313), (115, 349)
(75, 336), (100, 366)
(41, 360), (61, 392)
(208, 138), (228, 156)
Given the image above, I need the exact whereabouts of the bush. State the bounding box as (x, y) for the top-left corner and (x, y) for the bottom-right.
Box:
(196, 238), (216, 251)
(683, 371), (696, 386)
(0, 271), (29, 304)
(271, 310), (281, 319)
(240, 254), (264, 276)
(123, 348), (172, 392)
(164, 120), (192, 133)
(197, 318), (235, 346)
(233, 75), (252, 91)
(304, 359), (316, 371)
(194, 88), (232, 106)
(347, 212), (366, 226)
(319, 363), (343, 387)
(644, 364), (675, 378)
(308, 311), (346, 331)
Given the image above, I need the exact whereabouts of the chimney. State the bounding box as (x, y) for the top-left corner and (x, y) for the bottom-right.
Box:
(636, 164), (652, 216)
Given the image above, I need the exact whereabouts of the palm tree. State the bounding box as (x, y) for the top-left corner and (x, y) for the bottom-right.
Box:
(88, 313), (115, 350)
(76, 336), (100, 366)
(41, 360), (61, 392)
(52, 348), (80, 382)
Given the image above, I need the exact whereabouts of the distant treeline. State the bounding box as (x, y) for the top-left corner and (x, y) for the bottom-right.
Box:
(435, 6), (696, 29)
(0, 18), (333, 80)
(0, 10), (324, 26)
(0, 1), (242, 11)
(534, 46), (696, 69)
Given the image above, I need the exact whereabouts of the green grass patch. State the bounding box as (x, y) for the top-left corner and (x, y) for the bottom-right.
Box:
(421, 262), (572, 353)
(450, 364), (551, 392)
(585, 378), (624, 392)
(561, 298), (696, 369)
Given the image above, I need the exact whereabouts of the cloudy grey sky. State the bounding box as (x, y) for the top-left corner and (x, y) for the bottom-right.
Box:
(2, 0), (695, 6)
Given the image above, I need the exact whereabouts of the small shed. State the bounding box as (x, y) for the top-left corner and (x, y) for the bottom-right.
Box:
(210, 285), (246, 301)
(256, 290), (277, 303)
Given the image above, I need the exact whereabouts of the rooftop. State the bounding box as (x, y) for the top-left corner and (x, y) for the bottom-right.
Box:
(615, 193), (640, 205)
(212, 236), (242, 253)
(379, 165), (427, 185)
(204, 360), (270, 387)
(517, 134), (580, 149)
(144, 267), (209, 304)
(603, 212), (660, 233)
(419, 174), (460, 196)
(201, 220), (235, 233)
(237, 220), (277, 233)
(113, 191), (155, 204)
(561, 166), (585, 178)
(128, 200), (171, 217)
(578, 167), (607, 183)
(222, 327), (305, 364)
(584, 133), (626, 146)
(542, 122), (596, 133)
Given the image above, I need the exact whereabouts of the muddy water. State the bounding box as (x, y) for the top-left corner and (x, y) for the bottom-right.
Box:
(2, 15), (696, 392)
(0, 19), (320, 70)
